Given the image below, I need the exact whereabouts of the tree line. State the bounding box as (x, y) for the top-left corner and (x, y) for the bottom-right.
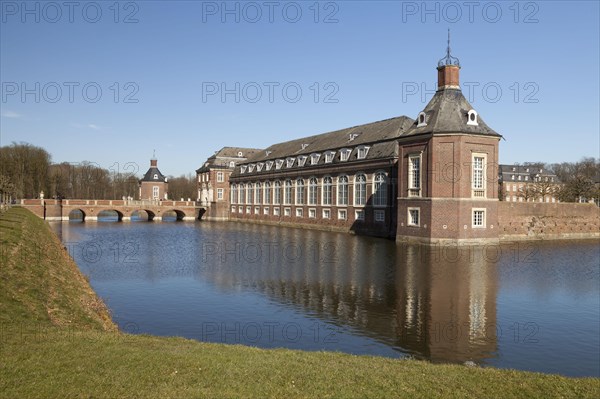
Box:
(500, 157), (600, 204)
(0, 142), (196, 201)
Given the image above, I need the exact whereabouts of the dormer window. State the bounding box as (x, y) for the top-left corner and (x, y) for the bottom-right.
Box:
(357, 146), (370, 160)
(265, 150), (272, 156)
(153, 174), (158, 180)
(240, 165), (247, 174)
(297, 155), (307, 167)
(467, 110), (478, 126)
(238, 151), (243, 157)
(348, 133), (360, 141)
(286, 157), (295, 168)
(511, 175), (515, 180)
(417, 112), (427, 127)
(339, 148), (351, 162)
(512, 167), (516, 172)
(310, 153), (321, 165)
(229, 161), (235, 168)
(301, 143), (309, 150)
(248, 164), (255, 173)
(324, 151), (335, 163)
(256, 163), (264, 172)
(275, 159), (284, 170)
(266, 160), (274, 171)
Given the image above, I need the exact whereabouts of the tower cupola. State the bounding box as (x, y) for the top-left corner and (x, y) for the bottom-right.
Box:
(437, 29), (461, 90)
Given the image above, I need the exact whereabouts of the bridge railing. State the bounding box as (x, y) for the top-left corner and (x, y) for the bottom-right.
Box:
(20, 198), (200, 207)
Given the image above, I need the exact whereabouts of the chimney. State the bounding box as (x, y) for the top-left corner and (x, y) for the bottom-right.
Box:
(437, 29), (461, 90)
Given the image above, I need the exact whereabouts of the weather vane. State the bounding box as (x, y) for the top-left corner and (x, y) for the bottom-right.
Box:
(438, 28), (460, 67)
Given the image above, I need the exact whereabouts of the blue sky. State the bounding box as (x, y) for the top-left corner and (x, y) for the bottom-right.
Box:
(1, 0), (599, 177)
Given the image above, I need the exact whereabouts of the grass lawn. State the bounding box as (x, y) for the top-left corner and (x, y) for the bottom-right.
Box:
(1, 207), (599, 398)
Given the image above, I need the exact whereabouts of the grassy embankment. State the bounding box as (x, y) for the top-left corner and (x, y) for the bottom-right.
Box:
(1, 207), (598, 398)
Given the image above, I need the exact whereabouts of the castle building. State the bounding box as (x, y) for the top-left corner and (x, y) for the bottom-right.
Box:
(499, 164), (561, 203)
(195, 147), (262, 220)
(139, 156), (169, 201)
(214, 38), (503, 243)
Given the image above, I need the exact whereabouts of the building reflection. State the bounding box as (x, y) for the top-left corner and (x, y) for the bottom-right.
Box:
(196, 224), (499, 364)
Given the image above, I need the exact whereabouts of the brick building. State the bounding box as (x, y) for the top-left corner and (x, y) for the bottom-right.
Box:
(217, 40), (504, 243)
(139, 156), (168, 201)
(195, 147), (262, 220)
(499, 164), (561, 203)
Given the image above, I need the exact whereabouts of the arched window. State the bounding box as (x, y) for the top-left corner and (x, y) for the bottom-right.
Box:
(274, 181), (281, 205)
(255, 182), (262, 204)
(265, 182), (271, 205)
(231, 184), (237, 204)
(373, 172), (387, 206)
(296, 178), (304, 205)
(239, 184), (245, 205)
(322, 176), (332, 205)
(354, 173), (367, 206)
(337, 175), (348, 206)
(284, 180), (293, 205)
(308, 177), (318, 205)
(247, 183), (253, 204)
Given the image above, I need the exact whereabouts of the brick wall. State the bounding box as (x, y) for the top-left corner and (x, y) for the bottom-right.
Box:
(498, 202), (599, 240)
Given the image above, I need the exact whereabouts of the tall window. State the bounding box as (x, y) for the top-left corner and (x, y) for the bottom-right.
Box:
(337, 175), (348, 206)
(240, 184), (245, 204)
(322, 176), (332, 205)
(472, 209), (485, 228)
(296, 178), (305, 205)
(265, 182), (271, 205)
(274, 181), (281, 205)
(247, 183), (253, 204)
(255, 182), (262, 204)
(472, 154), (486, 198)
(308, 177), (318, 205)
(152, 186), (159, 199)
(231, 184), (237, 204)
(408, 154), (421, 197)
(284, 180), (293, 205)
(217, 172), (224, 182)
(373, 172), (387, 206)
(354, 173), (367, 206)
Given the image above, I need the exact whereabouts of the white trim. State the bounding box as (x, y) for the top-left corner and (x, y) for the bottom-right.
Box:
(407, 207), (420, 227)
(472, 208), (486, 228)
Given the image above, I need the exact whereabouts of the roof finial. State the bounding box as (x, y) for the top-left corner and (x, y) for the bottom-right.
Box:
(152, 149), (156, 159)
(438, 28), (460, 68)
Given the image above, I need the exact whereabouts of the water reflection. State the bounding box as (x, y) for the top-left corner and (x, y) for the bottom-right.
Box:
(51, 222), (599, 376)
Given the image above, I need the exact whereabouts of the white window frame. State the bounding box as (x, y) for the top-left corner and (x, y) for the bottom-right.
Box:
(295, 178), (304, 205)
(286, 157), (295, 168)
(284, 180), (293, 205)
(240, 165), (247, 174)
(322, 209), (331, 219)
(373, 171), (387, 207)
(472, 208), (486, 228)
(297, 155), (307, 167)
(308, 208), (316, 218)
(472, 153), (487, 198)
(324, 151), (335, 163)
(354, 173), (367, 206)
(357, 146), (370, 160)
(217, 188), (224, 200)
(339, 148), (351, 162)
(275, 159), (284, 170)
(322, 176), (333, 205)
(248, 164), (255, 173)
(273, 207), (280, 216)
(256, 163), (264, 172)
(338, 209), (347, 220)
(310, 153), (321, 165)
(152, 186), (159, 199)
(217, 172), (224, 183)
(408, 153), (422, 197)
(274, 181), (281, 205)
(266, 161), (274, 171)
(355, 210), (365, 221)
(407, 207), (420, 227)
(231, 206), (236, 213)
(263, 206), (270, 215)
(284, 207), (291, 217)
(238, 206), (243, 213)
(254, 206), (260, 215)
(295, 208), (303, 218)
(337, 175), (349, 206)
(308, 177), (318, 205)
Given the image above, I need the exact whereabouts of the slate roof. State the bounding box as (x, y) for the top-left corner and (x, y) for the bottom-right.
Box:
(498, 164), (560, 183)
(403, 89), (501, 137)
(230, 116), (414, 177)
(196, 147), (263, 173)
(140, 165), (167, 183)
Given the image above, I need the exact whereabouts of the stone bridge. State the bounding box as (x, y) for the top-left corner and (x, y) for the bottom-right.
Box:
(19, 199), (206, 221)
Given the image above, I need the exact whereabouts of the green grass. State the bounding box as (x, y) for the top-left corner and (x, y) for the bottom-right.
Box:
(1, 207), (599, 398)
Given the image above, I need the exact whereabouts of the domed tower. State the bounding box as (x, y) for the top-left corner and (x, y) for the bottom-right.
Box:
(396, 31), (502, 244)
(139, 153), (169, 201)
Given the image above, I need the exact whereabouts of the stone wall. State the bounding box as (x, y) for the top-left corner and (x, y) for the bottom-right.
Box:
(498, 202), (599, 240)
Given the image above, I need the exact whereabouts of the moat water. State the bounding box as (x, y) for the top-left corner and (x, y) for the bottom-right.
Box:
(51, 220), (600, 377)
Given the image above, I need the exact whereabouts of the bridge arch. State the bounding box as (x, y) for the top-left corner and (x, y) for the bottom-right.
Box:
(131, 209), (156, 221)
(97, 209), (124, 222)
(68, 209), (86, 222)
(162, 209), (186, 221)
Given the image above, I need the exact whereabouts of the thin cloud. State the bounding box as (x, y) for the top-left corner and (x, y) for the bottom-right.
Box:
(71, 122), (104, 131)
(1, 110), (22, 119)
